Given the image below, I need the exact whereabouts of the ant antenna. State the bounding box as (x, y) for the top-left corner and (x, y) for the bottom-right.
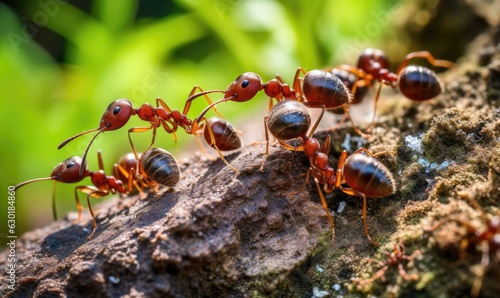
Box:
(58, 125), (109, 175)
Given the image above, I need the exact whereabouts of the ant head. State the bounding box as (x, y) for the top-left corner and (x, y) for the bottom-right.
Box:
(14, 156), (89, 191)
(50, 156), (89, 183)
(224, 72), (263, 102)
(357, 48), (390, 77)
(99, 99), (134, 130)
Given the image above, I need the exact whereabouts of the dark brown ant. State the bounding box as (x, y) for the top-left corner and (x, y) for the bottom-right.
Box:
(352, 242), (422, 286)
(58, 93), (241, 173)
(335, 48), (455, 132)
(426, 197), (500, 297)
(14, 151), (132, 239)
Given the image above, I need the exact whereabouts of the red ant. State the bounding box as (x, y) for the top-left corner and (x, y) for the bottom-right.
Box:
(15, 148), (180, 239)
(58, 93), (241, 174)
(352, 242), (422, 286)
(187, 67), (374, 138)
(261, 99), (395, 245)
(14, 151), (132, 239)
(334, 48), (455, 132)
(426, 197), (500, 297)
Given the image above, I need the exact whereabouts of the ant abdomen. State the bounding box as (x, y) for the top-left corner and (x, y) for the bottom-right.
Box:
(357, 48), (390, 76)
(398, 65), (441, 101)
(267, 100), (311, 140)
(203, 117), (241, 151)
(343, 153), (395, 198)
(302, 70), (351, 109)
(141, 148), (180, 187)
(330, 68), (368, 105)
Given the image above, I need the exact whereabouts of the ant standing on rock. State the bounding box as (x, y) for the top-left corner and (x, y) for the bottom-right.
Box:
(59, 95), (241, 173)
(15, 148), (180, 240)
(14, 151), (132, 239)
(258, 96), (396, 245)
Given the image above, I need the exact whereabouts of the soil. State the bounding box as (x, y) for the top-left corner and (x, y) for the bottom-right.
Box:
(1, 12), (500, 298)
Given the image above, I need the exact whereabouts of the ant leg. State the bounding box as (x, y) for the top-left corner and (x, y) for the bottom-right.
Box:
(338, 184), (379, 246)
(73, 186), (88, 222)
(128, 125), (154, 160)
(363, 80), (384, 134)
(396, 51), (456, 75)
(471, 241), (490, 298)
(84, 189), (109, 240)
(51, 181), (58, 221)
(315, 180), (335, 239)
(193, 121), (214, 160)
(182, 86), (224, 117)
(202, 117), (238, 172)
(292, 67), (308, 102)
(114, 164), (140, 196)
(305, 105), (325, 138)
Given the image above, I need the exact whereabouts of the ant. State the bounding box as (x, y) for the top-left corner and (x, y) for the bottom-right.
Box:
(352, 242), (422, 286)
(261, 99), (395, 245)
(334, 48), (455, 133)
(187, 67), (374, 138)
(14, 151), (132, 239)
(15, 148), (180, 240)
(426, 197), (500, 297)
(58, 94), (241, 174)
(299, 137), (396, 246)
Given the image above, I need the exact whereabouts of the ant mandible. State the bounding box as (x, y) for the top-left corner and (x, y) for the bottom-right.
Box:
(334, 48), (455, 133)
(14, 151), (133, 239)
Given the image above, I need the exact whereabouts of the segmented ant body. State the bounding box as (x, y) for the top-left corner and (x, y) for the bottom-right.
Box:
(140, 148), (180, 188)
(335, 48), (455, 132)
(189, 67), (371, 138)
(262, 99), (395, 244)
(59, 95), (241, 173)
(301, 139), (396, 245)
(352, 242), (421, 286)
(427, 201), (500, 297)
(14, 151), (132, 239)
(15, 148), (180, 240)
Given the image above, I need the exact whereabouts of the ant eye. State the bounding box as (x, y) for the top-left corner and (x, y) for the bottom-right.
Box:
(241, 80), (250, 88)
(66, 162), (75, 168)
(113, 106), (121, 115)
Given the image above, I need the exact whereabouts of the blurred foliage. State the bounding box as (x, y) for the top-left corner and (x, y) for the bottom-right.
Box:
(0, 0), (467, 241)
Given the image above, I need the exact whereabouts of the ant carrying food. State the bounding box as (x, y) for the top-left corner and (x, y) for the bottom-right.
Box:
(58, 95), (242, 174)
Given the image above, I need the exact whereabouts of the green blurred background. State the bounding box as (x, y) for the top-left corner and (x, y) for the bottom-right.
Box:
(0, 0), (486, 244)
